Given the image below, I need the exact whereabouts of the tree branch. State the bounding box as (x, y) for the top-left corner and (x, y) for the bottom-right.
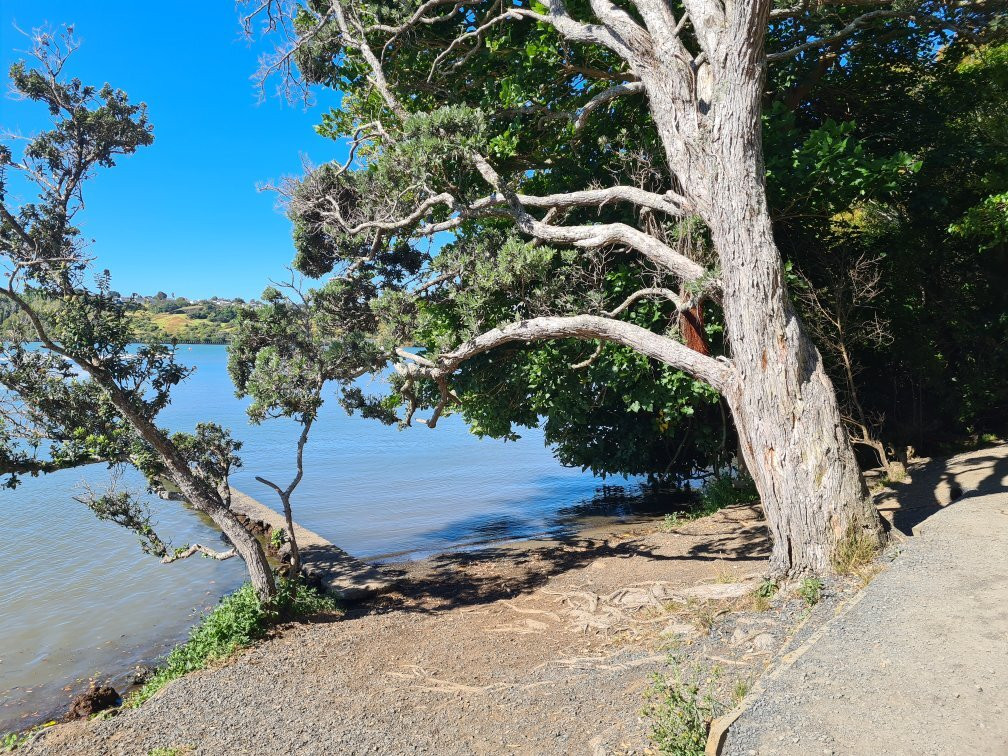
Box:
(161, 543), (238, 563)
(436, 314), (734, 391)
(574, 81), (645, 131)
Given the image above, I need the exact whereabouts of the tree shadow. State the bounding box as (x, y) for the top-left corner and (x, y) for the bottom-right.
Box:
(345, 503), (771, 619)
(875, 448), (1008, 536)
(346, 533), (618, 618)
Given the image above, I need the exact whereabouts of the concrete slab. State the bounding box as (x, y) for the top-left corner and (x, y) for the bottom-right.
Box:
(229, 488), (394, 601)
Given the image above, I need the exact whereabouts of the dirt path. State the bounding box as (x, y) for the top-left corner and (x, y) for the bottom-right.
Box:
(721, 488), (1008, 754)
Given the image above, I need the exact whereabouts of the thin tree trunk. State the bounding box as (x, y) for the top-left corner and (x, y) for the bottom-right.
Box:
(279, 492), (302, 578)
(103, 386), (277, 601)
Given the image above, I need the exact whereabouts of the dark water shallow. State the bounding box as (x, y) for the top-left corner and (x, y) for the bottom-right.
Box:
(0, 345), (669, 730)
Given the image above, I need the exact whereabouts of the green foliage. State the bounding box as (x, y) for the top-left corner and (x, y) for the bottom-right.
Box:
(269, 527), (287, 551)
(778, 37), (1008, 447)
(949, 191), (1008, 249)
(266, 0), (1008, 485)
(755, 579), (779, 600)
(128, 579), (341, 707)
(797, 578), (824, 607)
(659, 471), (757, 531)
(643, 661), (724, 756)
(1, 730), (30, 752)
(699, 473), (759, 513)
(765, 103), (918, 222)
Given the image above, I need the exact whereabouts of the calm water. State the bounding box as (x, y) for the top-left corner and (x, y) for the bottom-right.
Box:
(0, 346), (651, 729)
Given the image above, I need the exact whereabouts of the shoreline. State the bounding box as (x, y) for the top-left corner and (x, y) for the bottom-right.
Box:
(1, 484), (680, 735)
(12, 445), (1008, 753)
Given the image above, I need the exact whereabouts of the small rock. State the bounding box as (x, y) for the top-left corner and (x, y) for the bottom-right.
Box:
(751, 633), (776, 651)
(731, 627), (754, 646)
(130, 664), (156, 685)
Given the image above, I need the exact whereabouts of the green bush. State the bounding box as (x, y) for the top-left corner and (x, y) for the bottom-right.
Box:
(128, 579), (339, 707)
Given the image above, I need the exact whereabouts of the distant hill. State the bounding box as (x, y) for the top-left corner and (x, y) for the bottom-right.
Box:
(128, 299), (246, 344)
(0, 293), (256, 345)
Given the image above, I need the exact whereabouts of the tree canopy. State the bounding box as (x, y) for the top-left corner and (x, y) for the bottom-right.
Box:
(243, 0), (1006, 489)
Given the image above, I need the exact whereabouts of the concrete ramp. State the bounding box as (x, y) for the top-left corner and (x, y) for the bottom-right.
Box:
(229, 488), (394, 601)
(716, 492), (1008, 755)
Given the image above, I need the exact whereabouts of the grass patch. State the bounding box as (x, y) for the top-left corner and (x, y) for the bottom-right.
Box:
(698, 473), (758, 512)
(643, 660), (725, 755)
(745, 578), (778, 612)
(832, 525), (881, 578)
(681, 599), (723, 633)
(127, 579), (340, 707)
(731, 678), (751, 706)
(1, 731), (30, 753)
(1, 721), (56, 753)
(661, 512), (685, 532)
(659, 472), (758, 533)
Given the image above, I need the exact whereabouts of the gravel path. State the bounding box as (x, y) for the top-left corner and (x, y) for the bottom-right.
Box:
(721, 490), (1008, 755)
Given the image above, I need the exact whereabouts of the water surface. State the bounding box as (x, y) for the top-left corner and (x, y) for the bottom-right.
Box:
(0, 345), (645, 729)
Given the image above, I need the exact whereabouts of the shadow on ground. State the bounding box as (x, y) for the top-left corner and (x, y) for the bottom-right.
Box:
(874, 444), (1008, 535)
(348, 502), (771, 619)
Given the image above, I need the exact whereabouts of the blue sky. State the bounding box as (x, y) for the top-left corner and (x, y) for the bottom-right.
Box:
(1, 2), (344, 299)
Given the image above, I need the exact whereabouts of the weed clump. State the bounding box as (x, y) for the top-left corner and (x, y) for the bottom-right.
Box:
(797, 577), (823, 607)
(832, 525), (881, 579)
(128, 579), (340, 707)
(643, 661), (725, 755)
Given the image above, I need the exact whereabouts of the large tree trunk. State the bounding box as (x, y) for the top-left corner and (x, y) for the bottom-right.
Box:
(712, 199), (884, 574)
(636, 1), (885, 574)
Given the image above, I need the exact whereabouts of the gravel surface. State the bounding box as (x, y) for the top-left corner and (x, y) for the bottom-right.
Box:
(24, 445), (1005, 755)
(722, 491), (1008, 756)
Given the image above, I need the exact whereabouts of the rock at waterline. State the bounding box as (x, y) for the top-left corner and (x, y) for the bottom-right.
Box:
(66, 685), (120, 720)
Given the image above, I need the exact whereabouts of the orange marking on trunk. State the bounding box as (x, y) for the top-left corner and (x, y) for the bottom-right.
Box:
(679, 307), (710, 355)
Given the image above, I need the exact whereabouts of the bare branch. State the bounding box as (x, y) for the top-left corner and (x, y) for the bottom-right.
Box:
(574, 81), (645, 131)
(161, 543), (238, 563)
(767, 8), (904, 62)
(436, 314), (735, 391)
(604, 287), (685, 317)
(570, 341), (603, 369)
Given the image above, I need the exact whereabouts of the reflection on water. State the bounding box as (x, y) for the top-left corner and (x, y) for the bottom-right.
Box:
(0, 346), (662, 729)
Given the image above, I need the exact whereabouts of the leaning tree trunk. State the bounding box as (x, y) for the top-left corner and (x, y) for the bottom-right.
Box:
(104, 386), (278, 601)
(636, 1), (885, 575)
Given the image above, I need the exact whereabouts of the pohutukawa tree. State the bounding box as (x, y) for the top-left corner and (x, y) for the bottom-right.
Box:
(247, 0), (1000, 575)
(0, 28), (277, 601)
